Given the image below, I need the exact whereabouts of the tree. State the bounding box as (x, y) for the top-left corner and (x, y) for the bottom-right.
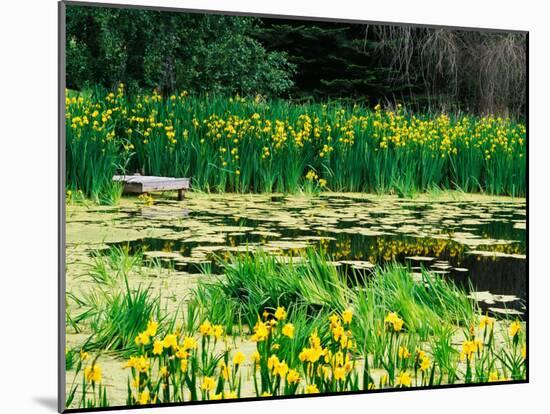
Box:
(65, 5), (295, 96)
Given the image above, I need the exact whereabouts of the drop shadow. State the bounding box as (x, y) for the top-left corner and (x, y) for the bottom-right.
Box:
(33, 396), (58, 412)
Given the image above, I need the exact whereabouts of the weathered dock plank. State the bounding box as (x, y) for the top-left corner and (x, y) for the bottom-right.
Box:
(113, 175), (190, 200)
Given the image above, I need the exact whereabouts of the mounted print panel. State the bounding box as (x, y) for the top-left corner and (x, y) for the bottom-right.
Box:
(59, 1), (528, 412)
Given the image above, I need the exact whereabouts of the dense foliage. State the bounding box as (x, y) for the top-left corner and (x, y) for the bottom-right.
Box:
(66, 6), (295, 97)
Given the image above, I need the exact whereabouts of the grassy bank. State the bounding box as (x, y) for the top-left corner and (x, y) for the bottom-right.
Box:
(66, 86), (526, 203)
(66, 247), (526, 408)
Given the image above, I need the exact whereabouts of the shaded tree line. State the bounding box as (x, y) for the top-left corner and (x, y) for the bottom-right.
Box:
(65, 4), (526, 116)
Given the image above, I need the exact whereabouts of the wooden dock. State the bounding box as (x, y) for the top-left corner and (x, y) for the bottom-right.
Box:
(113, 175), (190, 200)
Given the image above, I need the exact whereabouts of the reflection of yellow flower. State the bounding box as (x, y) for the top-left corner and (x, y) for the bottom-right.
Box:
(282, 323), (295, 338)
(305, 384), (319, 394)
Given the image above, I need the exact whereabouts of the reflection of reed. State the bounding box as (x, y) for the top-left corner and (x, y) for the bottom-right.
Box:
(316, 236), (524, 265)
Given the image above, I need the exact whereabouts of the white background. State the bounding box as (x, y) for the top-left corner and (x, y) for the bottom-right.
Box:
(0, 0), (547, 412)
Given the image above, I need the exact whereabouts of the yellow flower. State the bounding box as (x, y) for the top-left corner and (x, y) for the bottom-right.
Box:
(384, 312), (404, 332)
(342, 309), (353, 324)
(233, 351), (246, 366)
(396, 371), (412, 387)
(182, 336), (197, 351)
(211, 392), (222, 400)
(251, 351), (261, 363)
(522, 343), (527, 359)
(79, 350), (89, 361)
(479, 315), (494, 330)
(180, 358), (188, 373)
(135, 331), (150, 346)
(287, 369), (301, 384)
(162, 334), (178, 349)
(159, 366), (168, 377)
(138, 389), (149, 405)
(199, 320), (212, 336)
(328, 314), (340, 328)
(274, 360), (289, 378)
(152, 340), (164, 355)
(136, 356), (150, 373)
(84, 364), (102, 383)
(251, 320), (269, 342)
(268, 354), (279, 370)
(261, 391), (273, 397)
(175, 346), (189, 359)
(488, 371), (499, 382)
(219, 361), (230, 380)
(224, 391), (238, 399)
(146, 320), (158, 337)
(212, 325), (224, 339)
(334, 366), (346, 381)
(509, 321), (521, 337)
(124, 356), (138, 369)
(201, 376), (216, 392)
(305, 384), (319, 394)
(460, 340), (478, 361)
(398, 346), (411, 359)
(274, 306), (287, 321)
(282, 323), (295, 338)
(419, 356), (431, 372)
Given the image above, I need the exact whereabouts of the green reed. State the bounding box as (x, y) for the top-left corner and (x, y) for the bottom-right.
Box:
(66, 87), (526, 200)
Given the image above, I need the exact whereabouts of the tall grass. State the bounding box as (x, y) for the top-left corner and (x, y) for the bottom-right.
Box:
(66, 86), (526, 199)
(193, 249), (477, 336)
(193, 249), (348, 331)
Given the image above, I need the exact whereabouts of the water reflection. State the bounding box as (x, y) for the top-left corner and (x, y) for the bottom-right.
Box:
(102, 194), (526, 316)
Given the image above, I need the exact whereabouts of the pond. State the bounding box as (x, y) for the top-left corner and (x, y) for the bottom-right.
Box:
(66, 192), (526, 317)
